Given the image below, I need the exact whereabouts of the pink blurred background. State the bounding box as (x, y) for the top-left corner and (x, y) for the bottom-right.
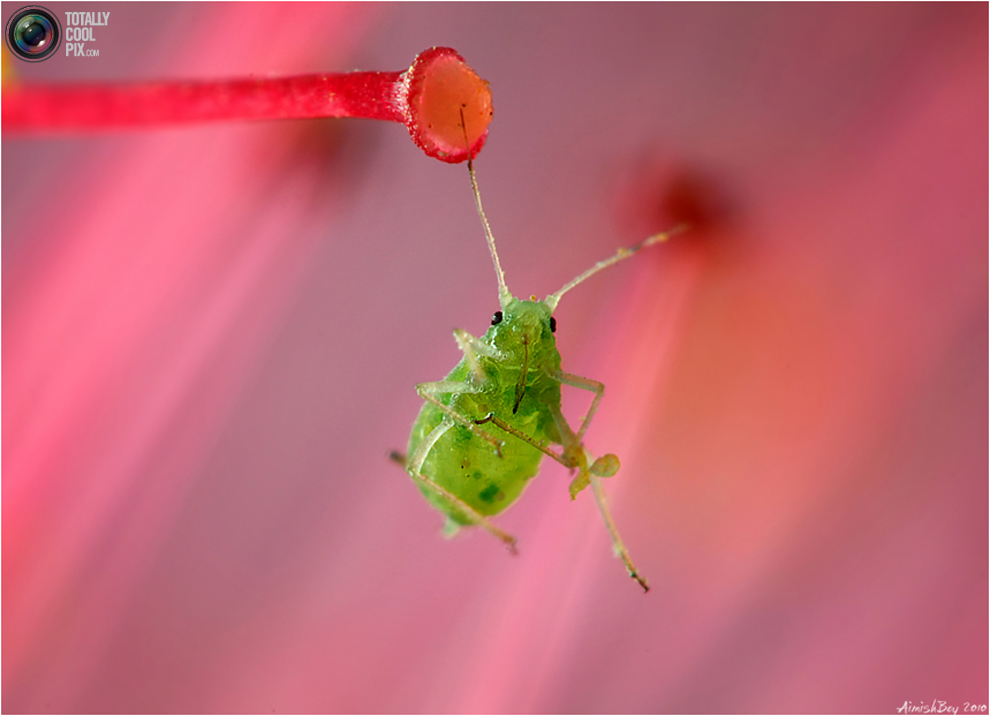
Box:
(3, 3), (986, 713)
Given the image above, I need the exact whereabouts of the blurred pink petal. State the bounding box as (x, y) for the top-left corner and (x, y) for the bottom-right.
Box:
(3, 3), (986, 713)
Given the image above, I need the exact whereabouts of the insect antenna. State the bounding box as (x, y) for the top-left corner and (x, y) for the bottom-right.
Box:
(460, 108), (511, 306)
(544, 224), (689, 312)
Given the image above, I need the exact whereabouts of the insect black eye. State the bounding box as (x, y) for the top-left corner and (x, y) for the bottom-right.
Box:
(549, 316), (557, 333)
(491, 311), (503, 326)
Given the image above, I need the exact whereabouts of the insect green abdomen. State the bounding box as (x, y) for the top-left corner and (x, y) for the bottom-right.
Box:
(406, 357), (557, 524)
(410, 406), (543, 523)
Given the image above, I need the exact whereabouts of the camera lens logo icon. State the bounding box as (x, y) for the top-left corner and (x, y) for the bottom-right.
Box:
(6, 6), (62, 62)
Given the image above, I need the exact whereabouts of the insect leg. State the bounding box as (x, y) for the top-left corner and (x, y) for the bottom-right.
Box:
(551, 372), (619, 477)
(588, 473), (649, 592)
(555, 371), (605, 444)
(546, 402), (648, 593)
(474, 412), (574, 468)
(416, 380), (506, 457)
(547, 406), (591, 491)
(407, 419), (518, 553)
(453, 328), (500, 384)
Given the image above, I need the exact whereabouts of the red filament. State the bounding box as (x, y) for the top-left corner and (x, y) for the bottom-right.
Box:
(2, 46), (493, 163)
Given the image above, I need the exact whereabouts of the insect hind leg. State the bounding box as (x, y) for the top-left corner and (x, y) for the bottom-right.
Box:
(406, 419), (518, 554)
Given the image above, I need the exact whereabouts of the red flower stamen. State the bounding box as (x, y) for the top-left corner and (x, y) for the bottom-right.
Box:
(2, 46), (493, 163)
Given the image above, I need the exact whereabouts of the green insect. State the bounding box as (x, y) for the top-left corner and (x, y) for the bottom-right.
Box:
(392, 153), (681, 593)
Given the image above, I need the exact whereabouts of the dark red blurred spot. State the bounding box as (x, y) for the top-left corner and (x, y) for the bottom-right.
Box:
(612, 157), (734, 255)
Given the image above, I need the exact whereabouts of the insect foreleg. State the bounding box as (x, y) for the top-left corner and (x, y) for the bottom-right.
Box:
(546, 400), (648, 592)
(406, 419), (518, 553)
(555, 371), (605, 444)
(552, 373), (619, 479)
(546, 402), (617, 487)
(453, 328), (500, 384)
(589, 473), (649, 593)
(547, 406), (591, 492)
(416, 380), (505, 457)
